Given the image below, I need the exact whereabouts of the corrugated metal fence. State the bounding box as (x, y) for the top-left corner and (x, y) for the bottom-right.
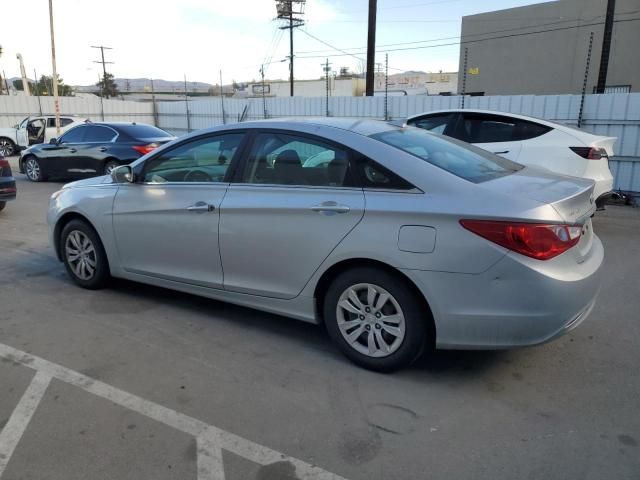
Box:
(1, 93), (638, 193)
(156, 93), (640, 193)
(0, 95), (154, 127)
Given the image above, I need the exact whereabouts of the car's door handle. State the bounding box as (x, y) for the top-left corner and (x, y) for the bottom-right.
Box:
(98, 147), (108, 152)
(187, 202), (215, 213)
(493, 150), (509, 154)
(311, 202), (350, 214)
(68, 148), (77, 153)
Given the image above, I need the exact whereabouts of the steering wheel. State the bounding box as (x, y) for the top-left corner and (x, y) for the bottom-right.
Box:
(184, 169), (213, 182)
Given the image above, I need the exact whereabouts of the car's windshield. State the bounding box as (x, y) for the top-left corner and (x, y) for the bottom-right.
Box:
(371, 127), (523, 183)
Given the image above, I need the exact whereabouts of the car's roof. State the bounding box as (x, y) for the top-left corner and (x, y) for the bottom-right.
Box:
(405, 108), (602, 138)
(209, 117), (399, 137)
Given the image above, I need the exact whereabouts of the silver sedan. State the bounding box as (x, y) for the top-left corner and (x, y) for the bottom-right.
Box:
(47, 118), (603, 371)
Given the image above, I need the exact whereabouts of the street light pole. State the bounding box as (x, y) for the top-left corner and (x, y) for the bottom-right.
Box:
(48, 0), (61, 136)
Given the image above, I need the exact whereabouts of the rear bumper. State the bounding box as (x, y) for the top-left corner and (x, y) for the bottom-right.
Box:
(0, 179), (17, 201)
(401, 234), (604, 349)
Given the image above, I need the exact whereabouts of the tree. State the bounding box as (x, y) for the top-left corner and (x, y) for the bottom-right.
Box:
(33, 75), (73, 96)
(96, 73), (119, 98)
(12, 79), (36, 92)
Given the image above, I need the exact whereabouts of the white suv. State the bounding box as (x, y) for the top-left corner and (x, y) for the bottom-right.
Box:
(0, 116), (88, 156)
(407, 109), (616, 208)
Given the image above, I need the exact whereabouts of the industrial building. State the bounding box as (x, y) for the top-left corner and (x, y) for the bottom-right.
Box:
(457, 0), (640, 95)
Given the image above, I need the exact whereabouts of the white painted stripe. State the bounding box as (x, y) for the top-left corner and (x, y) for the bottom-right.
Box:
(0, 371), (51, 477)
(0, 343), (347, 480)
(197, 432), (226, 480)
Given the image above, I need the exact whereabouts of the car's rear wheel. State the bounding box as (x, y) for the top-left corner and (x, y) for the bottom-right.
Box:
(324, 267), (428, 372)
(24, 156), (45, 182)
(103, 160), (119, 175)
(60, 219), (110, 289)
(0, 137), (15, 156)
(0, 201), (5, 212)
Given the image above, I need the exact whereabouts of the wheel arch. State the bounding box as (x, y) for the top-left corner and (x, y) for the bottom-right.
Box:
(19, 153), (38, 173)
(313, 258), (436, 348)
(53, 211), (102, 262)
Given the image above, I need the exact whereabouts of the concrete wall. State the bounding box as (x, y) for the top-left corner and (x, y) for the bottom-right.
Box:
(458, 0), (640, 95)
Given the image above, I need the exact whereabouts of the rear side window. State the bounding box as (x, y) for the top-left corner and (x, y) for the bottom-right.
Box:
(84, 125), (117, 143)
(118, 124), (172, 141)
(371, 127), (523, 183)
(409, 113), (455, 135)
(47, 117), (76, 128)
(514, 120), (552, 141)
(354, 156), (415, 190)
(459, 114), (517, 143)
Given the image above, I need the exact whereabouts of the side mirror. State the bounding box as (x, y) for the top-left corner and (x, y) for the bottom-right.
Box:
(49, 138), (58, 144)
(111, 165), (134, 183)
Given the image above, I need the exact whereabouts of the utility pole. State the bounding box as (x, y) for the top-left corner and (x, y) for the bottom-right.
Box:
(384, 53), (389, 120)
(260, 64), (267, 119)
(365, 0), (377, 96)
(48, 0), (61, 136)
(184, 74), (191, 133)
(461, 47), (468, 109)
(34, 68), (43, 115)
(150, 78), (158, 127)
(91, 45), (113, 98)
(323, 59), (331, 117)
(220, 70), (226, 125)
(578, 33), (595, 128)
(595, 0), (616, 94)
(16, 54), (31, 96)
(276, 1), (306, 97)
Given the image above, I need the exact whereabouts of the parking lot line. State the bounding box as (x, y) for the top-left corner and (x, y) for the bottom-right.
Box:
(0, 342), (347, 480)
(0, 371), (51, 477)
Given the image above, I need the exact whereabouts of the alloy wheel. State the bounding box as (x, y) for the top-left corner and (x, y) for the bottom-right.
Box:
(336, 283), (406, 358)
(25, 158), (41, 181)
(65, 230), (97, 281)
(0, 139), (14, 156)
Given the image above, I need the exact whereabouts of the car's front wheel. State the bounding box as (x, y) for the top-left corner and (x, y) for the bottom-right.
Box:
(60, 219), (110, 289)
(24, 156), (45, 182)
(324, 267), (428, 372)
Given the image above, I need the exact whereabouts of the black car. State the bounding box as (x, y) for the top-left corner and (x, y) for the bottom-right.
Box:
(0, 156), (17, 212)
(18, 122), (175, 182)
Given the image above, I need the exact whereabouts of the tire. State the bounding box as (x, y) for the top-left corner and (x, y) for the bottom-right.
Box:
(24, 156), (45, 182)
(0, 137), (15, 156)
(0, 201), (5, 212)
(60, 219), (110, 289)
(323, 267), (428, 372)
(103, 159), (120, 176)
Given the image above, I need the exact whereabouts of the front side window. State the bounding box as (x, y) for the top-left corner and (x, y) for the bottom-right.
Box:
(59, 126), (86, 144)
(371, 127), (522, 183)
(143, 133), (244, 183)
(409, 113), (455, 135)
(242, 132), (350, 187)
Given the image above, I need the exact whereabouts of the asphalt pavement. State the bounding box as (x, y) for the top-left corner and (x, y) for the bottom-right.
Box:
(0, 156), (639, 480)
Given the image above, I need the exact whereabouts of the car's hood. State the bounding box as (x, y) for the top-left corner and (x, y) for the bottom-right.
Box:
(481, 167), (596, 223)
(64, 175), (114, 189)
(0, 127), (17, 138)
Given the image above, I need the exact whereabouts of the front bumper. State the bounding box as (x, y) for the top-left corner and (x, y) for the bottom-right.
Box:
(401, 234), (604, 349)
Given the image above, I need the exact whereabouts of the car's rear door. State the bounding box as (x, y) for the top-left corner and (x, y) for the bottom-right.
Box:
(219, 130), (365, 299)
(112, 132), (246, 288)
(456, 112), (523, 161)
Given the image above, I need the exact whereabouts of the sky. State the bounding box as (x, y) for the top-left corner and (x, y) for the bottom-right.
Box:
(0, 0), (549, 86)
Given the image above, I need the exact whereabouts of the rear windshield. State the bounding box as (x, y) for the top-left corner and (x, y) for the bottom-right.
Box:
(371, 127), (523, 183)
(118, 124), (173, 141)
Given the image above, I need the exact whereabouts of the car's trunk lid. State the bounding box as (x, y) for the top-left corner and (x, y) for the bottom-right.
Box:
(483, 167), (596, 224)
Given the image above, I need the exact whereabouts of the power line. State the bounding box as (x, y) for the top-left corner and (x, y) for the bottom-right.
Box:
(296, 16), (640, 59)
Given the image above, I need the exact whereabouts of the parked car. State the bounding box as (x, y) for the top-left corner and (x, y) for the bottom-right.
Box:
(20, 122), (175, 182)
(406, 109), (615, 208)
(0, 156), (17, 212)
(48, 118), (603, 371)
(0, 116), (88, 156)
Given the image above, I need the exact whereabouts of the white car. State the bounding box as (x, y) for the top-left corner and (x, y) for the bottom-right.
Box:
(407, 109), (615, 207)
(0, 116), (88, 156)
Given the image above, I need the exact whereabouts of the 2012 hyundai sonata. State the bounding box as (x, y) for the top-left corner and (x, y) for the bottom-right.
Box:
(48, 118), (603, 371)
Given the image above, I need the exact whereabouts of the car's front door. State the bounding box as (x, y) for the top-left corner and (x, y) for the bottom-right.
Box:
(45, 125), (88, 176)
(407, 112), (458, 136)
(455, 113), (523, 161)
(112, 132), (245, 288)
(219, 130), (365, 299)
(16, 118), (29, 147)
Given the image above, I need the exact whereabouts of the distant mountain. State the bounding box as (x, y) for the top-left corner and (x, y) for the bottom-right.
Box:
(75, 78), (214, 93)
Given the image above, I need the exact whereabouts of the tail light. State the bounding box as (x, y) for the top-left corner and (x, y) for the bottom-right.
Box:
(132, 143), (159, 155)
(570, 147), (608, 160)
(460, 220), (582, 260)
(0, 158), (11, 176)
